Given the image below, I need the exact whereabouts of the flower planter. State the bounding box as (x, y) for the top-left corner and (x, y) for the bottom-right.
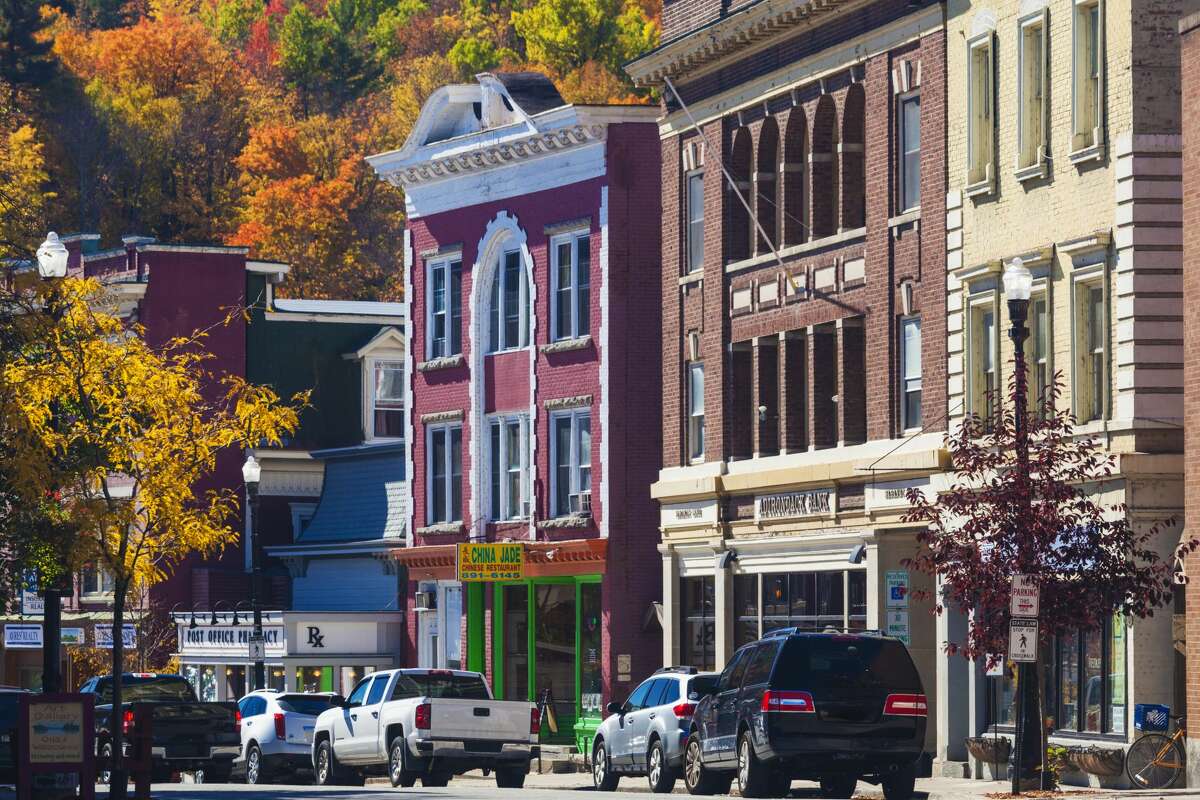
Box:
(1071, 746), (1125, 777)
(965, 736), (1012, 765)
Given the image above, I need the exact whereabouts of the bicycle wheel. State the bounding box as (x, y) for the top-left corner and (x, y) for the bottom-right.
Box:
(1126, 733), (1185, 789)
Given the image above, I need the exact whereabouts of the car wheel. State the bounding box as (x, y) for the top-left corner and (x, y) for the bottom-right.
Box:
(193, 769), (205, 784)
(314, 741), (336, 786)
(647, 739), (677, 794)
(98, 743), (113, 785)
(770, 769), (792, 797)
(593, 739), (620, 791)
(422, 772), (451, 787)
(881, 763), (916, 800)
(683, 733), (731, 796)
(245, 744), (263, 785)
(495, 767), (527, 788)
(737, 731), (772, 798)
(819, 775), (857, 798)
(389, 737), (418, 788)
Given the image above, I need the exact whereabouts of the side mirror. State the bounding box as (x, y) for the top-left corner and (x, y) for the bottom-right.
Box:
(331, 694), (346, 708)
(605, 701), (623, 715)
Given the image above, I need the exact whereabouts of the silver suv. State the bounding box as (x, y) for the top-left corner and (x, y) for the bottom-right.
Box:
(235, 690), (340, 784)
(592, 667), (718, 793)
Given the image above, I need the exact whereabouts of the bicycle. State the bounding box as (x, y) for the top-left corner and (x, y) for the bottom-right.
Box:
(1125, 714), (1186, 789)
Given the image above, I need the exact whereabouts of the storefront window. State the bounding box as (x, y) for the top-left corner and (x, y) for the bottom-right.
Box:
(734, 575), (758, 649)
(444, 585), (463, 669)
(269, 666), (286, 692)
(734, 570), (866, 642)
(197, 665), (217, 701)
(1054, 617), (1124, 735)
(297, 666), (334, 693)
(225, 666), (246, 701)
(340, 666), (372, 696)
(1058, 630), (1080, 730)
(1110, 614), (1126, 734)
(848, 570), (868, 629)
(680, 576), (716, 671)
(580, 583), (603, 717)
(503, 585), (528, 701)
(535, 584), (577, 732)
(986, 659), (1017, 727)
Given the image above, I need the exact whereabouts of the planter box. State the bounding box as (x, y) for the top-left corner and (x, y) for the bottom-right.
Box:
(1071, 746), (1125, 777)
(966, 736), (1012, 764)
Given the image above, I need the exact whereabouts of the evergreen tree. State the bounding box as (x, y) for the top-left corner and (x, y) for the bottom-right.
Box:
(0, 0), (55, 90)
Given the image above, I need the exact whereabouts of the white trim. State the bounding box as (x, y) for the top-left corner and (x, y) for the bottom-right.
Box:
(899, 315), (922, 431)
(365, 357), (406, 443)
(264, 312), (406, 325)
(343, 326), (406, 360)
(425, 421), (463, 525)
(1015, 9), (1049, 176)
(404, 230), (415, 546)
(599, 187), (610, 539)
(549, 407), (593, 518)
(1070, 0), (1106, 157)
(425, 256), (463, 360)
(549, 228), (593, 341)
(965, 31), (996, 194)
(485, 414), (532, 521)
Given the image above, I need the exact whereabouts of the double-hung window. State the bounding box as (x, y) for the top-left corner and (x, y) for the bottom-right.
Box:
(488, 415), (529, 521)
(489, 250), (530, 352)
(1072, 0), (1104, 154)
(1075, 280), (1107, 422)
(967, 33), (995, 190)
(370, 359), (404, 440)
(81, 567), (115, 598)
(1017, 11), (1049, 174)
(971, 300), (998, 428)
(900, 317), (922, 430)
(688, 362), (705, 461)
(427, 259), (462, 359)
(427, 423), (462, 524)
(686, 172), (705, 272)
(551, 409), (591, 517)
(898, 94), (921, 212)
(1031, 295), (1050, 413)
(552, 232), (591, 341)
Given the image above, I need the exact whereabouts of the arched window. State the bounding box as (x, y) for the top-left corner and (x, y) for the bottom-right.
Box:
(782, 108), (808, 246)
(841, 83), (866, 230)
(755, 117), (780, 256)
(727, 127), (753, 263)
(487, 247), (530, 352)
(811, 95), (839, 239)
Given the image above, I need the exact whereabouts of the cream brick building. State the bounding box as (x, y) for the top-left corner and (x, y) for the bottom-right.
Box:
(940, 0), (1193, 785)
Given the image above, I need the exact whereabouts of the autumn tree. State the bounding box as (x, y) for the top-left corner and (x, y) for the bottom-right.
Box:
(0, 0), (56, 92)
(0, 276), (303, 795)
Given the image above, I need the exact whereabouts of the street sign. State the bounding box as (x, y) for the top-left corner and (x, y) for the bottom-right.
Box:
(247, 635), (265, 661)
(21, 590), (44, 617)
(1010, 574), (1039, 618)
(985, 654), (1005, 677)
(1008, 618), (1038, 662)
(457, 542), (524, 582)
(885, 570), (909, 608)
(885, 610), (911, 645)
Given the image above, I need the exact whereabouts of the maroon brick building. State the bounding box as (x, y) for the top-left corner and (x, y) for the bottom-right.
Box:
(628, 0), (948, 759)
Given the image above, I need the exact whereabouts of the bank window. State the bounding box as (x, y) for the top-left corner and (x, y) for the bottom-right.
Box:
(900, 317), (922, 430)
(489, 415), (529, 521)
(898, 93), (921, 212)
(969, 299), (998, 428)
(734, 570), (867, 647)
(687, 172), (705, 272)
(688, 362), (705, 462)
(427, 423), (462, 524)
(551, 409), (591, 517)
(1075, 279), (1106, 422)
(427, 259), (462, 359)
(370, 359), (404, 440)
(81, 566), (115, 597)
(1055, 616), (1125, 734)
(488, 249), (530, 352)
(1072, 0), (1104, 153)
(552, 231), (591, 341)
(681, 576), (716, 672)
(967, 33), (995, 190)
(1017, 10), (1049, 174)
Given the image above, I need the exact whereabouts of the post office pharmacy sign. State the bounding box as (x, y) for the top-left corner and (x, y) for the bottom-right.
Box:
(178, 624), (285, 657)
(457, 542), (524, 582)
(755, 488), (834, 521)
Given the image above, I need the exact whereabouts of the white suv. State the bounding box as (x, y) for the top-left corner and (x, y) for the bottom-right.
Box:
(592, 668), (719, 793)
(235, 690), (340, 784)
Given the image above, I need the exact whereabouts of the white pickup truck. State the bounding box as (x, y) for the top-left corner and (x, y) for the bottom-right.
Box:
(310, 668), (539, 789)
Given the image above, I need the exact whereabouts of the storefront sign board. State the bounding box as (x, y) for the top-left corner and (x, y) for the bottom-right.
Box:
(1008, 619), (1038, 662)
(1010, 574), (1039, 617)
(885, 571), (909, 608)
(5, 624), (42, 648)
(16, 693), (95, 800)
(660, 499), (718, 529)
(885, 610), (911, 645)
(755, 488), (834, 521)
(178, 624), (285, 656)
(94, 624), (136, 650)
(457, 542), (524, 582)
(21, 589), (43, 617)
(293, 621), (378, 654)
(60, 628), (85, 646)
(865, 478), (930, 512)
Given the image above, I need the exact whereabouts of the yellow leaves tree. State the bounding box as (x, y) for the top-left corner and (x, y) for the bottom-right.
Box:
(0, 277), (304, 791)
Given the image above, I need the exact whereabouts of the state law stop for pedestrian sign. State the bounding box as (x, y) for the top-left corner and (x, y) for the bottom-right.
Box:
(1009, 618), (1038, 662)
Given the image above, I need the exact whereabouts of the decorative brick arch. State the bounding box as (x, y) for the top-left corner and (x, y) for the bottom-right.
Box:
(727, 127), (753, 262)
(841, 82), (866, 230)
(781, 106), (808, 245)
(810, 94), (839, 238)
(755, 116), (781, 255)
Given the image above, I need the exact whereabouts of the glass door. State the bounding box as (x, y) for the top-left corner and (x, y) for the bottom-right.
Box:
(502, 584), (528, 701)
(534, 583), (577, 739)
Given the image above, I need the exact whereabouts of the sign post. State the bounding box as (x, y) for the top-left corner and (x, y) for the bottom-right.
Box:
(247, 635), (266, 661)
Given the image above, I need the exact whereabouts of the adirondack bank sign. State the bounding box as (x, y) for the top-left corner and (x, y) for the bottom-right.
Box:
(755, 488), (835, 521)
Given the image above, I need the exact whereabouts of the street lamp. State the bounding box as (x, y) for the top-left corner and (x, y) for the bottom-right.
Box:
(36, 232), (69, 695)
(242, 453), (265, 691)
(1003, 256), (1042, 792)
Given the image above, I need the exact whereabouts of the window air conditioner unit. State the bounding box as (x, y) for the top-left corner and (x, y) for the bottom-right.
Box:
(570, 491), (593, 517)
(414, 591), (437, 612)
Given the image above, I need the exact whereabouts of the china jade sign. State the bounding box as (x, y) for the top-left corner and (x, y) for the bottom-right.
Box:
(457, 542), (525, 582)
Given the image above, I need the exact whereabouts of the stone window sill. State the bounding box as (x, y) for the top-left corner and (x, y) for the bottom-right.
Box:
(1068, 142), (1105, 166)
(416, 354), (464, 372)
(964, 177), (994, 199)
(888, 208), (921, 229)
(536, 515), (593, 529)
(1014, 160), (1047, 183)
(539, 335), (591, 355)
(678, 272), (703, 287)
(415, 522), (463, 535)
(724, 227), (867, 274)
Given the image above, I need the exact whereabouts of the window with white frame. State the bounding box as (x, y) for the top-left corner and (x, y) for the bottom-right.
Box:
(427, 423), (462, 524)
(900, 317), (922, 430)
(427, 259), (462, 359)
(1030, 294), (1050, 413)
(688, 362), (705, 461)
(488, 249), (530, 352)
(1072, 0), (1103, 153)
(967, 33), (995, 188)
(551, 409), (591, 517)
(1075, 280), (1107, 422)
(552, 232), (591, 341)
(1017, 11), (1048, 173)
(488, 415), (529, 521)
(370, 359), (404, 440)
(687, 172), (705, 272)
(898, 94), (921, 211)
(970, 299), (998, 427)
(81, 566), (115, 597)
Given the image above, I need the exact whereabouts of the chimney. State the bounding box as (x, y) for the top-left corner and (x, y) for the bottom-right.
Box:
(122, 235), (156, 279)
(60, 233), (101, 274)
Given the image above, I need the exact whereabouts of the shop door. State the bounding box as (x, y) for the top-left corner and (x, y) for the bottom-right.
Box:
(502, 585), (529, 701)
(534, 583), (577, 740)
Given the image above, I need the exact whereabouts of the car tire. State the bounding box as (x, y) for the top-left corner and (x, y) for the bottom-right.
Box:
(770, 769), (793, 797)
(389, 736), (419, 788)
(98, 742), (113, 785)
(647, 739), (677, 794)
(245, 744), (264, 785)
(495, 767), (527, 788)
(819, 775), (857, 798)
(881, 764), (916, 800)
(422, 772), (451, 787)
(683, 732), (731, 796)
(736, 731), (773, 798)
(593, 739), (620, 791)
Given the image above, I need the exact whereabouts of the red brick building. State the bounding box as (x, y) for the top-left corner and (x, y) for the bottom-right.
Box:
(628, 0), (948, 760)
(367, 73), (662, 750)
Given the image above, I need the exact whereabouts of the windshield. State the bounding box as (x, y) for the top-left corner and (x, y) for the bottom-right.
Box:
(392, 673), (490, 700)
(91, 676), (196, 705)
(277, 695), (338, 716)
(773, 637), (921, 691)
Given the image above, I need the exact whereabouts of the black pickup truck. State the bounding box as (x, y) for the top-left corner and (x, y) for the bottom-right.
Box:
(80, 673), (240, 783)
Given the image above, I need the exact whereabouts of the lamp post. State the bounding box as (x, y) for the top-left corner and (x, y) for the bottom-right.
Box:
(36, 232), (69, 694)
(242, 453), (264, 691)
(1003, 257), (1042, 792)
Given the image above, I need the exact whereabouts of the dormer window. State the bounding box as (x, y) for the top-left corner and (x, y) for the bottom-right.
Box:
(371, 359), (405, 440)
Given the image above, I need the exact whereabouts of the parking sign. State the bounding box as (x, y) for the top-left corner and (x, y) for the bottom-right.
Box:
(1010, 574), (1039, 617)
(885, 571), (909, 608)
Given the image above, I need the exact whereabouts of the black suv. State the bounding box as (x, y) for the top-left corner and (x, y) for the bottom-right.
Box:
(683, 630), (926, 800)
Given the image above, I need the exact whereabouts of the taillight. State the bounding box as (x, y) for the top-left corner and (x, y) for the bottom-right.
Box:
(274, 713), (286, 738)
(760, 690), (816, 714)
(530, 707), (541, 735)
(122, 710), (135, 734)
(672, 702), (697, 718)
(883, 693), (928, 717)
(415, 702), (431, 730)
(235, 710), (242, 734)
